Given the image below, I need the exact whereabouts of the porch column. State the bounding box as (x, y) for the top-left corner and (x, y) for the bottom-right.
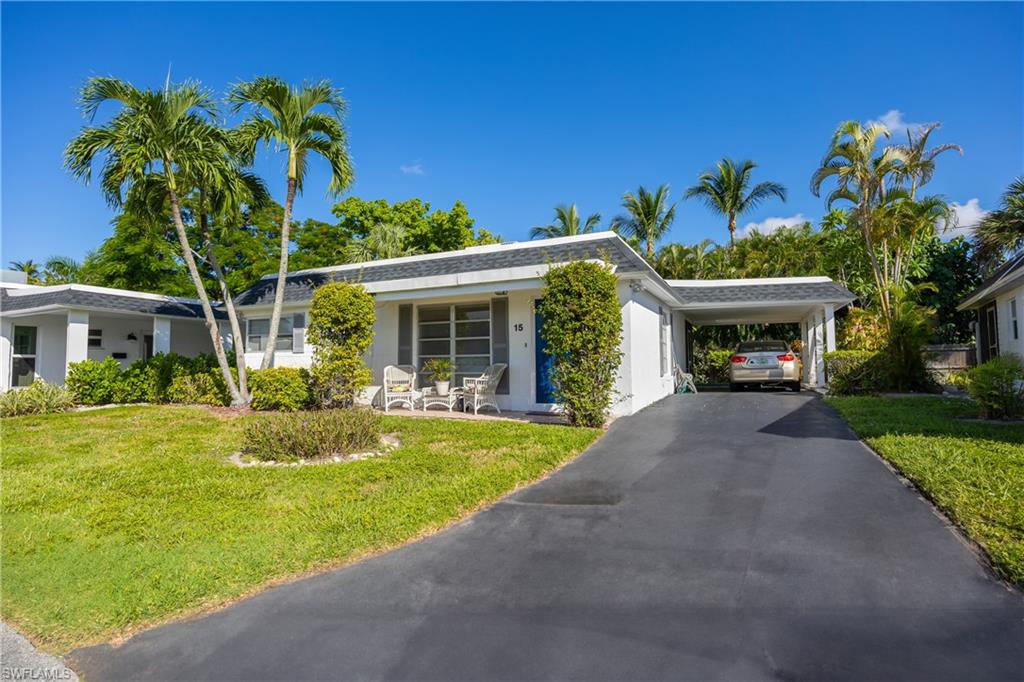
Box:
(813, 309), (826, 387)
(0, 319), (12, 391)
(153, 317), (172, 355)
(824, 304), (836, 353)
(802, 316), (813, 384)
(66, 310), (89, 374)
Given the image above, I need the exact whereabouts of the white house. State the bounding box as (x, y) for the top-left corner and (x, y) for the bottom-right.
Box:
(958, 251), (1024, 363)
(1, 232), (855, 415)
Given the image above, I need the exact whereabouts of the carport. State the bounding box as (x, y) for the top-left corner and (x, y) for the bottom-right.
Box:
(668, 277), (857, 387)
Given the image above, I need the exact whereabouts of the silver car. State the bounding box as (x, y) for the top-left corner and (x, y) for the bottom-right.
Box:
(729, 340), (801, 392)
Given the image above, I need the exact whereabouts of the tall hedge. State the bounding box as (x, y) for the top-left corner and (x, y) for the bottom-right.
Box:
(538, 261), (622, 427)
(307, 282), (376, 407)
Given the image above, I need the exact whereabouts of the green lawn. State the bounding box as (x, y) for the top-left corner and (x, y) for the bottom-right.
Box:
(0, 406), (599, 652)
(827, 396), (1024, 587)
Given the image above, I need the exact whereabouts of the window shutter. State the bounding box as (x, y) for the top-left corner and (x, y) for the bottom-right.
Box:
(292, 313), (305, 354)
(491, 298), (509, 394)
(398, 304), (413, 365)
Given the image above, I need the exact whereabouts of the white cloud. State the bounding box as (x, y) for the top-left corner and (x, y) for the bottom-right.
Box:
(399, 162), (425, 176)
(944, 198), (989, 240)
(739, 214), (809, 238)
(866, 109), (927, 139)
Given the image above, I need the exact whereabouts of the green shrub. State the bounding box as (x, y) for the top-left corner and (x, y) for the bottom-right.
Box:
(167, 368), (232, 406)
(0, 381), (76, 417)
(249, 367), (311, 411)
(538, 261), (622, 427)
(421, 358), (454, 382)
(65, 357), (122, 405)
(967, 355), (1024, 419)
(307, 282), (376, 408)
(242, 408), (383, 462)
(111, 359), (158, 403)
(825, 350), (891, 395)
(692, 349), (734, 384)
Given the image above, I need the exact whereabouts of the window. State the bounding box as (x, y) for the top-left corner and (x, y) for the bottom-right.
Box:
(246, 317), (294, 352)
(418, 303), (491, 385)
(88, 328), (103, 348)
(1012, 299), (1019, 341)
(12, 325), (37, 387)
(659, 307), (669, 376)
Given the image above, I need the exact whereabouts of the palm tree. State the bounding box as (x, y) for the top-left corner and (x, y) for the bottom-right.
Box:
(9, 260), (42, 284)
(346, 223), (419, 262)
(228, 77), (354, 369)
(43, 256), (81, 284)
(975, 177), (1024, 260)
(683, 159), (787, 246)
(810, 120), (907, 320)
(64, 76), (246, 404)
(610, 184), (676, 258)
(890, 123), (962, 199)
(530, 204), (601, 239)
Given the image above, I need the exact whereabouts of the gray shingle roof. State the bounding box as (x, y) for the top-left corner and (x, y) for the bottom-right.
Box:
(0, 287), (224, 319)
(671, 280), (856, 306)
(235, 234), (647, 306)
(959, 251), (1024, 308)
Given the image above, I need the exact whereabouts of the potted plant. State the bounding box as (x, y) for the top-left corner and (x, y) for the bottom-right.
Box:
(422, 358), (454, 396)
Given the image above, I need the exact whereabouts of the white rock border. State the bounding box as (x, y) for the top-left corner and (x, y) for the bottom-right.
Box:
(229, 433), (401, 468)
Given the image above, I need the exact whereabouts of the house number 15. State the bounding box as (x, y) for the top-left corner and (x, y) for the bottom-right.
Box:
(513, 323), (524, 332)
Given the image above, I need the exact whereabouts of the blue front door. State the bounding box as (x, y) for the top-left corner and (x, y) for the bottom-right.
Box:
(534, 301), (555, 404)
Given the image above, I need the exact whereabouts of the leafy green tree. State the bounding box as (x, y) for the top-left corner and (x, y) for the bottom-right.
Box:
(346, 223), (419, 262)
(229, 77), (355, 369)
(8, 260), (42, 284)
(79, 214), (194, 295)
(610, 184), (676, 258)
(911, 237), (981, 343)
(42, 256), (82, 285)
(538, 261), (623, 427)
(530, 204), (601, 239)
(683, 159), (787, 246)
(64, 76), (246, 403)
(974, 177), (1024, 262)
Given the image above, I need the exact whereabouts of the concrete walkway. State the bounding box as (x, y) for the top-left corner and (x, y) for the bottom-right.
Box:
(70, 393), (1023, 680)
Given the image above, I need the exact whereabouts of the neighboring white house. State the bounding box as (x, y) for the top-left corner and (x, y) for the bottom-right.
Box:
(0, 232), (856, 415)
(958, 251), (1024, 363)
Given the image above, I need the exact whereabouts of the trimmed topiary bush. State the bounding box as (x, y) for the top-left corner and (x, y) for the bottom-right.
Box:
(967, 355), (1024, 419)
(307, 282), (376, 408)
(242, 408), (382, 462)
(0, 381), (75, 417)
(65, 357), (123, 405)
(249, 367), (312, 411)
(538, 260), (622, 427)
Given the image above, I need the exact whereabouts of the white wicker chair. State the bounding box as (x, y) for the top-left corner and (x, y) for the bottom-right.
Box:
(461, 363), (507, 415)
(382, 365), (421, 412)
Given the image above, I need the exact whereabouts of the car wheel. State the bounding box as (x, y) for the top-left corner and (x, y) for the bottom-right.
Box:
(789, 381), (801, 392)
(730, 382), (741, 392)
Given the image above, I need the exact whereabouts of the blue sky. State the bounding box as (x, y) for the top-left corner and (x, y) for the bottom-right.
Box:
(2, 2), (1021, 264)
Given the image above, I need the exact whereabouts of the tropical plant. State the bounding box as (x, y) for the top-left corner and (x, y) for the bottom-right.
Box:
(610, 184), (676, 258)
(974, 177), (1024, 261)
(42, 256), (82, 284)
(421, 358), (454, 382)
(530, 204), (601, 239)
(345, 223), (418, 262)
(683, 159), (787, 245)
(228, 76), (354, 369)
(811, 120), (908, 321)
(242, 408), (382, 462)
(8, 260), (41, 283)
(248, 367), (311, 411)
(890, 122), (962, 200)
(63, 76), (247, 404)
(0, 381), (75, 417)
(538, 261), (623, 427)
(78, 213), (194, 296)
(967, 355), (1024, 419)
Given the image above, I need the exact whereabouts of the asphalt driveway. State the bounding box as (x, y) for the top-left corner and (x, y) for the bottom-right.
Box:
(71, 392), (1023, 680)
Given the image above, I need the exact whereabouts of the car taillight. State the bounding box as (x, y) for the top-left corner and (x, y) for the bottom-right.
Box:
(730, 355), (747, 364)
(777, 353), (795, 362)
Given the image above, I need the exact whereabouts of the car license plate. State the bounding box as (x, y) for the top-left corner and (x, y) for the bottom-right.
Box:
(752, 358), (774, 366)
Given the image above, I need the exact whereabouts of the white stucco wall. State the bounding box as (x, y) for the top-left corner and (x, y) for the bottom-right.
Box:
(2, 313), (69, 386)
(169, 319), (218, 357)
(614, 286), (675, 416)
(994, 283), (1024, 359)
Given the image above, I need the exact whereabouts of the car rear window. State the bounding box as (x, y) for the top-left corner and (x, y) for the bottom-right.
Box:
(737, 341), (788, 353)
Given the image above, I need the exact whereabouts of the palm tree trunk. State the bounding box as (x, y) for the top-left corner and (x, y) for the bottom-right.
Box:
(260, 167), (297, 370)
(165, 178), (243, 405)
(199, 207), (250, 403)
(729, 213), (737, 246)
